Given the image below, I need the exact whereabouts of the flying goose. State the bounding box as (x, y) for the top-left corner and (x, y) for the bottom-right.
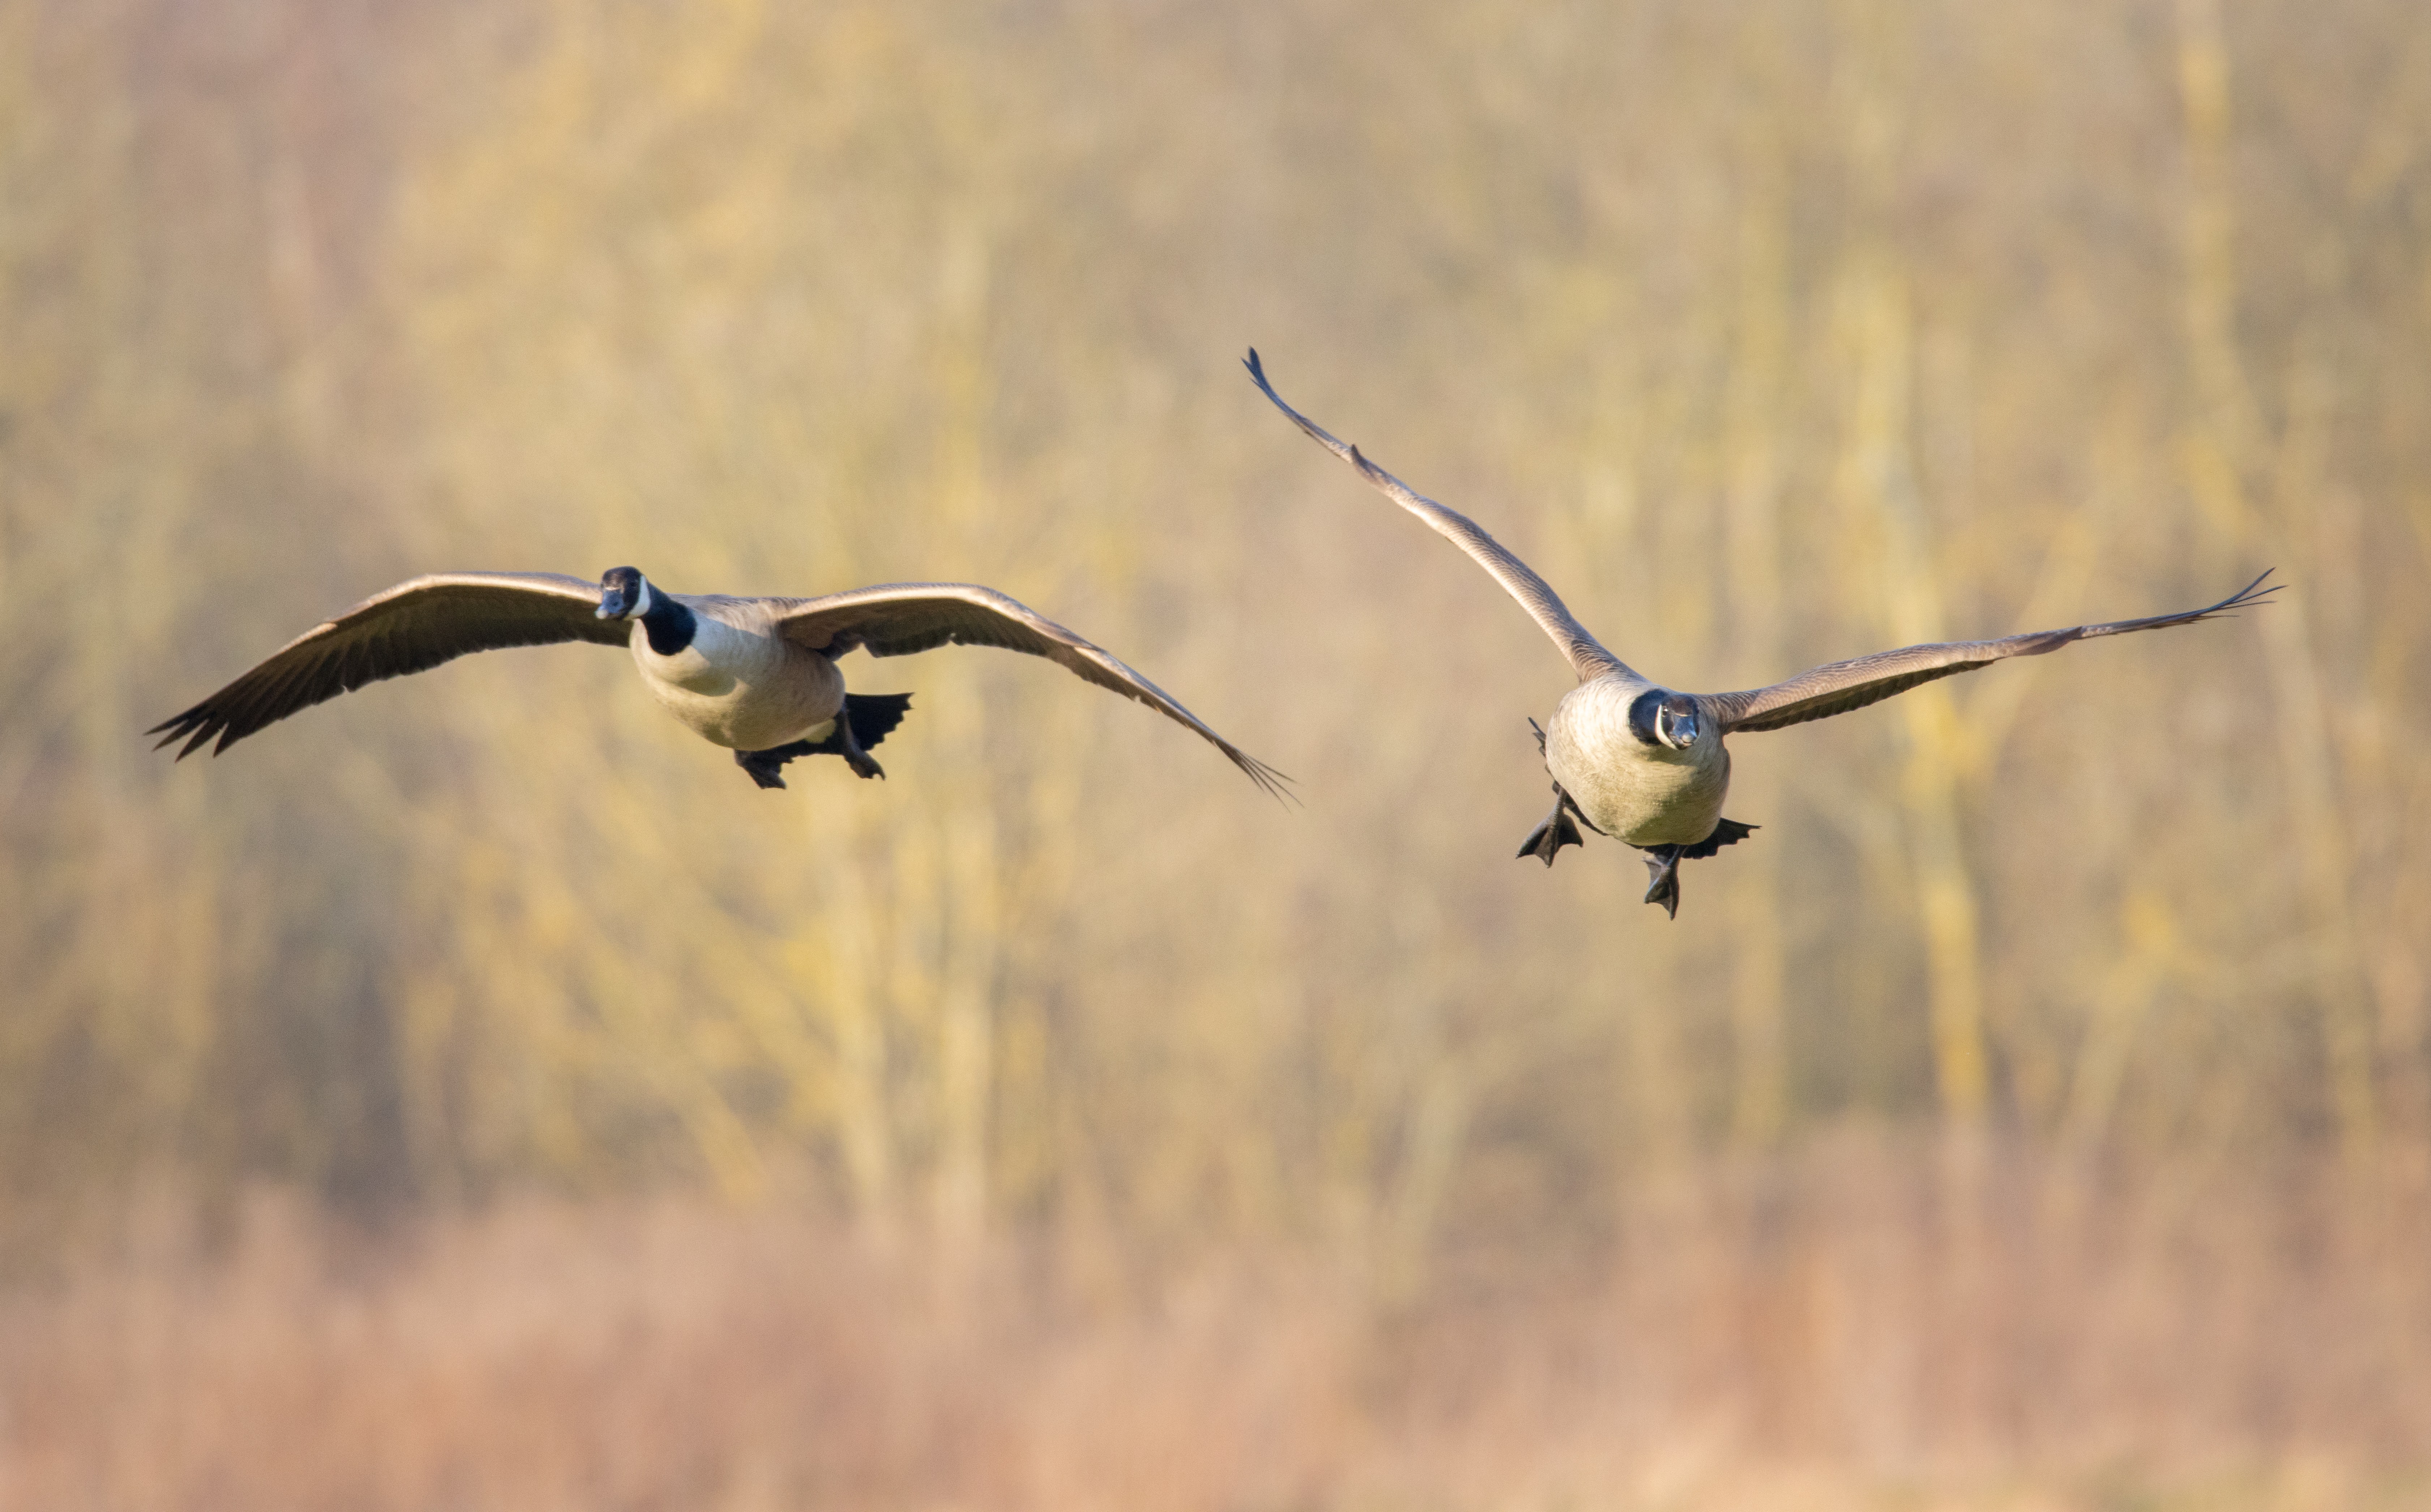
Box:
(1246, 350), (2276, 917)
(152, 567), (1287, 797)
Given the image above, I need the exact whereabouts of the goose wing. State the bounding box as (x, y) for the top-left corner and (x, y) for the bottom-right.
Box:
(774, 584), (1289, 798)
(151, 571), (628, 757)
(1702, 571), (2280, 734)
(1245, 349), (1628, 684)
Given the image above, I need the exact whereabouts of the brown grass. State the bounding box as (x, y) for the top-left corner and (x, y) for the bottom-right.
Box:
(7, 1136), (2426, 1511)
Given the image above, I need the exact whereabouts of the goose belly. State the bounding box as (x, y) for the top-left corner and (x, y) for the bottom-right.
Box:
(632, 629), (844, 751)
(1546, 687), (1729, 848)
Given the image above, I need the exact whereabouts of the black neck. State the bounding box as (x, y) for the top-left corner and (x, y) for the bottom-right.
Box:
(640, 593), (697, 656)
(1627, 687), (1666, 746)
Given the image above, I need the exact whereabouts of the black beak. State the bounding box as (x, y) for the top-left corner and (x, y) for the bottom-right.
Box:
(597, 583), (635, 620)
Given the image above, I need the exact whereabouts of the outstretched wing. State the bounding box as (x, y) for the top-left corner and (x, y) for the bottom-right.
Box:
(1703, 571), (2280, 734)
(150, 571), (627, 757)
(774, 583), (1289, 798)
(1245, 349), (1628, 684)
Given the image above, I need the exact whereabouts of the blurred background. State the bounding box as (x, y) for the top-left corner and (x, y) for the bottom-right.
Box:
(3, 0), (2427, 1505)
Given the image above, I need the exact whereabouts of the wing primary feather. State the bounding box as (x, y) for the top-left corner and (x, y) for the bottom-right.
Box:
(775, 582), (1291, 802)
(150, 572), (626, 759)
(1244, 348), (1627, 684)
(1710, 569), (2282, 734)
(2072, 567), (2280, 639)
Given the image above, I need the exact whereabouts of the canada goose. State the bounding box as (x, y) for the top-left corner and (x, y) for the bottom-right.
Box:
(1246, 350), (2276, 917)
(152, 567), (1286, 797)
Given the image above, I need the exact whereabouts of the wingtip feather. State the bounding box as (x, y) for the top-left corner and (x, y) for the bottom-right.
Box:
(2194, 567), (2284, 623)
(1255, 761), (1300, 808)
(1225, 744), (1298, 807)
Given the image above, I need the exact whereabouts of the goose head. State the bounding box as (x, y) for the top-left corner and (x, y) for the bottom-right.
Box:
(1628, 689), (1703, 753)
(596, 566), (653, 620)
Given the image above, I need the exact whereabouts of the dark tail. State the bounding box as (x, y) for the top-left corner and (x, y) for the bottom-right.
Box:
(1678, 817), (1758, 861)
(824, 692), (912, 754)
(793, 692), (914, 758)
(845, 692), (912, 751)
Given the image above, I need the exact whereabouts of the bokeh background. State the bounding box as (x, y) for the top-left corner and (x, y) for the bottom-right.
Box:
(3, 0), (2427, 1505)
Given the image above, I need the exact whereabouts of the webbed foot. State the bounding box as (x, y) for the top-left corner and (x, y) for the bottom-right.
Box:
(1518, 796), (1585, 867)
(734, 693), (912, 789)
(1518, 724), (1603, 868)
(1638, 845), (1684, 920)
(736, 740), (820, 791)
(1631, 819), (1757, 918)
(823, 692), (905, 780)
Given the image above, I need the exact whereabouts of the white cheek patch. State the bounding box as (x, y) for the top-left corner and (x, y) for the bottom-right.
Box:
(632, 579), (655, 617)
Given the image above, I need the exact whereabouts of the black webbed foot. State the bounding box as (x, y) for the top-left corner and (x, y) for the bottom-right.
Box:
(819, 691), (906, 780)
(1629, 821), (1755, 917)
(734, 693), (913, 790)
(1518, 722), (1605, 868)
(1518, 794), (1585, 867)
(1638, 845), (1684, 920)
(736, 741), (818, 790)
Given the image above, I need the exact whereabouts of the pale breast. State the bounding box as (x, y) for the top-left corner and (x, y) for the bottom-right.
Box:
(1545, 679), (1731, 847)
(629, 612), (844, 751)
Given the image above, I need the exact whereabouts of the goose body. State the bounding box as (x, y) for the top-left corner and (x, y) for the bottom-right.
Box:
(154, 565), (1286, 797)
(613, 581), (848, 753)
(1247, 349), (2275, 917)
(1546, 678), (1729, 848)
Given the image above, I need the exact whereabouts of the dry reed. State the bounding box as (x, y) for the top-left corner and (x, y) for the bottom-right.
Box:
(5, 1136), (2426, 1510)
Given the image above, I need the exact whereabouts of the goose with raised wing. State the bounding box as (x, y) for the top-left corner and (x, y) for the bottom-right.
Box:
(1246, 349), (2274, 917)
(153, 566), (1287, 797)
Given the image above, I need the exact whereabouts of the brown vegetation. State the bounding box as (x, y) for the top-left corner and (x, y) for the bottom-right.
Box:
(1, 0), (2426, 1502)
(7, 1139), (2428, 1510)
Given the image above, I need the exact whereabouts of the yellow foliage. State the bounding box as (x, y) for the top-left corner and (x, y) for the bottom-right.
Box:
(1, 0), (2426, 1265)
